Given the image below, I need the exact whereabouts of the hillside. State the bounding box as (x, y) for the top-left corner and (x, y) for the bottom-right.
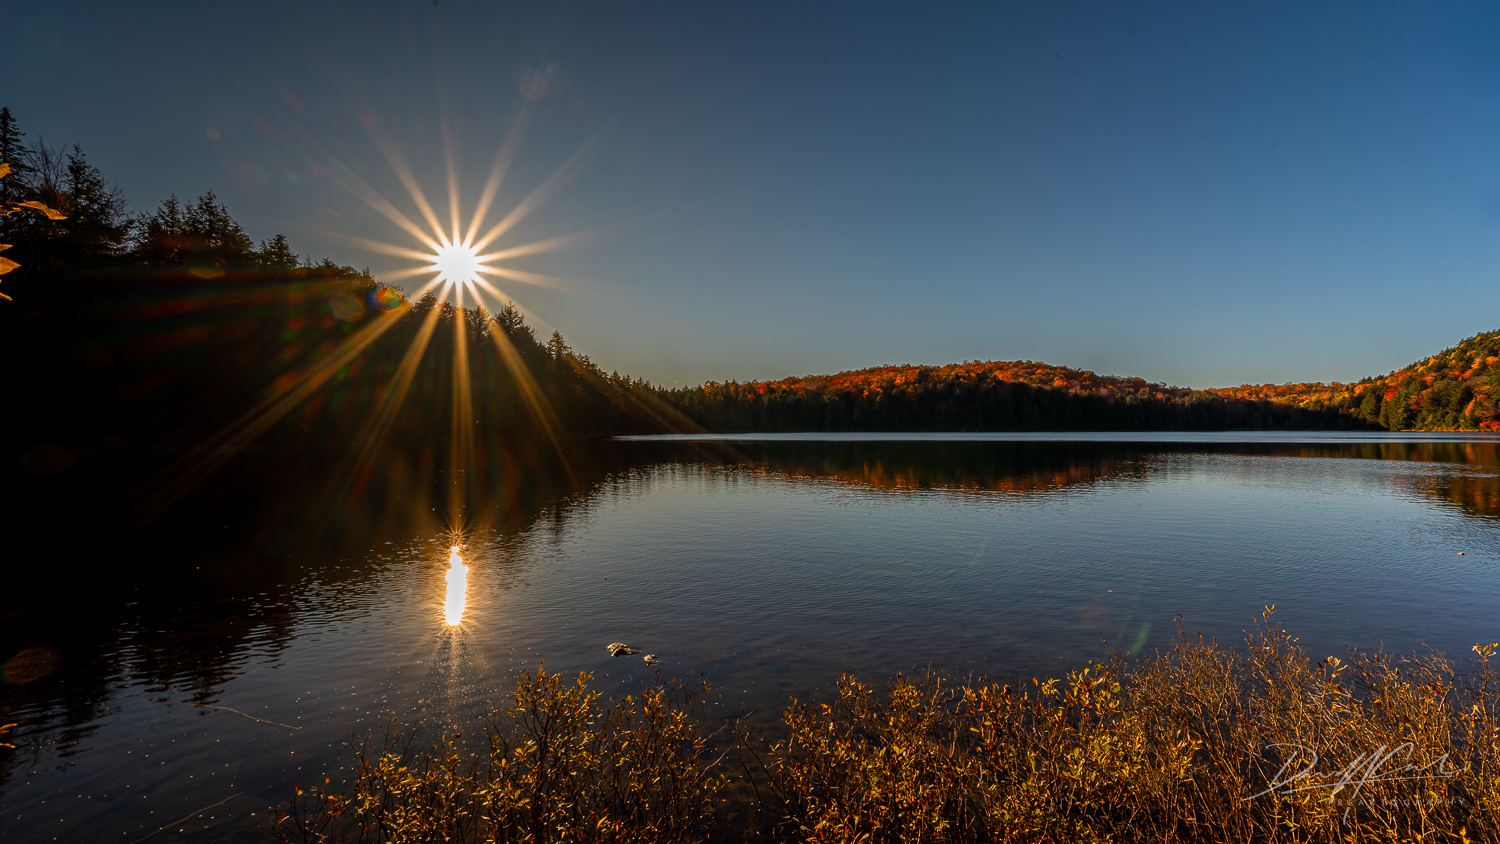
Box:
(656, 360), (1354, 432)
(1208, 329), (1500, 432)
(657, 332), (1500, 433)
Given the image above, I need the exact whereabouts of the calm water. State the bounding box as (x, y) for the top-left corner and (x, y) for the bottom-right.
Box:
(4, 433), (1500, 842)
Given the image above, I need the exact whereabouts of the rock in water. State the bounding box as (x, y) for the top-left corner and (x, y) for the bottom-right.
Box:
(643, 654), (659, 665)
(607, 642), (637, 657)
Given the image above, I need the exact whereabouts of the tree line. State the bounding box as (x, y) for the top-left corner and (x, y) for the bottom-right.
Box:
(651, 360), (1364, 433)
(647, 333), (1500, 435)
(0, 108), (679, 529)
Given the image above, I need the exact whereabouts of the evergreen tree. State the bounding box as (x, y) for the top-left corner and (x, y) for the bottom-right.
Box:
(494, 301), (534, 342)
(184, 191), (253, 262)
(134, 194), (188, 265)
(1357, 384), (1382, 425)
(0, 107), (30, 208)
(1379, 387), (1414, 430)
(257, 233), (298, 272)
(134, 191), (253, 272)
(546, 329), (571, 361)
(59, 145), (128, 265)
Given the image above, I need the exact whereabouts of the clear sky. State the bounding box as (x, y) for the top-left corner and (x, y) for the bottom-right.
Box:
(8, 1), (1500, 388)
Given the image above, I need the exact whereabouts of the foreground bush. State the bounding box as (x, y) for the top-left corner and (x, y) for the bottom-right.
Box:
(749, 610), (1500, 842)
(280, 612), (1500, 843)
(275, 668), (724, 843)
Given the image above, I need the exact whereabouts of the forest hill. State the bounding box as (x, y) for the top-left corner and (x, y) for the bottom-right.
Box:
(658, 361), (1355, 433)
(657, 330), (1500, 434)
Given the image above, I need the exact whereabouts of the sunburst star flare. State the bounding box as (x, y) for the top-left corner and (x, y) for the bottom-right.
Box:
(430, 240), (486, 287)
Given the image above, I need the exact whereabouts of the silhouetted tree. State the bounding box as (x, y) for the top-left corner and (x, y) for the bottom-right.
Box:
(257, 233), (298, 273)
(54, 145), (128, 268)
(0, 107), (29, 208)
(132, 191), (253, 274)
(546, 329), (571, 361)
(133, 194), (188, 265)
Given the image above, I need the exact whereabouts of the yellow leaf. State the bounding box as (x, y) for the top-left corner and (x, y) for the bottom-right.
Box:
(0, 243), (9, 251)
(17, 201), (66, 220)
(0, 162), (9, 179)
(0, 256), (18, 276)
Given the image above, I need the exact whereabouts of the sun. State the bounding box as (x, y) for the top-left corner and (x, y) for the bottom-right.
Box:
(431, 240), (484, 286)
(326, 113), (586, 309)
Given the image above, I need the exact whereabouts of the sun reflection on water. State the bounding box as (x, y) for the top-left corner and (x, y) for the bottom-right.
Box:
(443, 545), (469, 626)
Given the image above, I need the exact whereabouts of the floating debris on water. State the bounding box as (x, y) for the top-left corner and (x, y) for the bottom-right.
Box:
(643, 654), (659, 665)
(607, 642), (637, 656)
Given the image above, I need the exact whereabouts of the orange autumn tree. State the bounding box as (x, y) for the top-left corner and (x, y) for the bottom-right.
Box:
(657, 359), (1352, 432)
(0, 160), (66, 300)
(1207, 329), (1500, 431)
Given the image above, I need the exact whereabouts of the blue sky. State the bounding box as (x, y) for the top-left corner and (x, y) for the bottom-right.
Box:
(8, 1), (1500, 387)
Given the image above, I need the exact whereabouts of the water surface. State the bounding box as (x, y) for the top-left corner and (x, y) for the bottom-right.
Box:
(3, 433), (1500, 842)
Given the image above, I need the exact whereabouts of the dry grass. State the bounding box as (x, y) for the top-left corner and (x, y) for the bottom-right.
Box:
(278, 612), (1500, 843)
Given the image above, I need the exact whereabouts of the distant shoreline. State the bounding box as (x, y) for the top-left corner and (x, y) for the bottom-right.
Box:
(617, 430), (1500, 443)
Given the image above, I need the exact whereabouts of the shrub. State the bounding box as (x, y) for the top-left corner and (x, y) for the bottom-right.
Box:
(744, 610), (1500, 843)
(279, 613), (1500, 843)
(275, 667), (724, 844)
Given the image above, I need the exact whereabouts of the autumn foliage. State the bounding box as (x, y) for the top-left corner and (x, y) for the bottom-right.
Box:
(658, 332), (1500, 433)
(658, 360), (1355, 433)
(1207, 329), (1500, 432)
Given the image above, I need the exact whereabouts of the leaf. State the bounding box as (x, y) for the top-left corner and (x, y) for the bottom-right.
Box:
(16, 201), (66, 220)
(0, 256), (18, 276)
(0, 162), (9, 179)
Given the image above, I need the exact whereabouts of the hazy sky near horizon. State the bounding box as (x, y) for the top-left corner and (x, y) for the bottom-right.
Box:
(9, 1), (1500, 388)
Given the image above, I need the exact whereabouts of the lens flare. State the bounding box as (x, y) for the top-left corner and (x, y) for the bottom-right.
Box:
(368, 286), (403, 311)
(444, 545), (469, 626)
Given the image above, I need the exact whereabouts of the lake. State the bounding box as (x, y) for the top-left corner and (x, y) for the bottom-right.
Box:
(3, 432), (1500, 842)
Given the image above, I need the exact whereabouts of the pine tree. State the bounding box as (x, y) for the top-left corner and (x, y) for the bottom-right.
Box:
(184, 191), (253, 260)
(493, 301), (534, 342)
(0, 108), (30, 208)
(1357, 384), (1382, 425)
(546, 329), (571, 361)
(258, 233), (298, 272)
(60, 145), (128, 266)
(135, 194), (187, 265)
(1379, 386), (1413, 430)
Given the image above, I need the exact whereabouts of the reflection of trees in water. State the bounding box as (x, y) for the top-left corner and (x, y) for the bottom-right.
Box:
(1329, 442), (1500, 522)
(1223, 441), (1500, 522)
(0, 438), (636, 799)
(0, 442), (671, 795)
(719, 441), (1153, 497)
(126, 599), (300, 705)
(620, 439), (1500, 523)
(1417, 472), (1500, 521)
(0, 590), (302, 796)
